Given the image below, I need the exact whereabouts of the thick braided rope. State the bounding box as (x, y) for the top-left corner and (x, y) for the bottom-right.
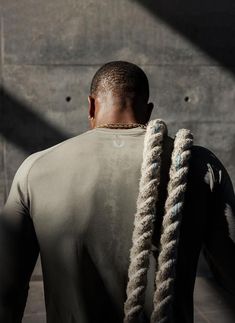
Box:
(151, 129), (193, 323)
(123, 119), (167, 323)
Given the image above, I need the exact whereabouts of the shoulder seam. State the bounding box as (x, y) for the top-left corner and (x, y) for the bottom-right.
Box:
(25, 131), (93, 213)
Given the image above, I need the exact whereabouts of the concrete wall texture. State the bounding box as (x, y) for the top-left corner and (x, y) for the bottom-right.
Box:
(0, 1), (235, 322)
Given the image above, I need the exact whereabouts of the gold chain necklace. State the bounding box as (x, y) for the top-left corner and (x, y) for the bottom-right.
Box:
(95, 122), (148, 129)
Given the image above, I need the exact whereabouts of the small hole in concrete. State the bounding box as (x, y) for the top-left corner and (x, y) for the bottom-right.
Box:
(66, 96), (71, 102)
(184, 96), (190, 102)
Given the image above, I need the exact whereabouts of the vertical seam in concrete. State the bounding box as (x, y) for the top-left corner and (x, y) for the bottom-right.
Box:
(0, 16), (8, 202)
(2, 141), (8, 202)
(0, 16), (4, 66)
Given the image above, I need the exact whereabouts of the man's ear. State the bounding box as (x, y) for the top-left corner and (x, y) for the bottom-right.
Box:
(88, 95), (95, 118)
(146, 102), (154, 121)
(88, 95), (96, 128)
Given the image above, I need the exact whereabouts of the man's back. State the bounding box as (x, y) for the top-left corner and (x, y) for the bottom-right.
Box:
(31, 127), (148, 322)
(1, 126), (235, 323)
(1, 127), (153, 322)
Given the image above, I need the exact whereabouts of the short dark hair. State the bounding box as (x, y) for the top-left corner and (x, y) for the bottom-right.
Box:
(90, 61), (149, 102)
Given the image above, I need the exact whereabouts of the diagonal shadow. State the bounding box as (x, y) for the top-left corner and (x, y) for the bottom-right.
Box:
(135, 0), (235, 74)
(0, 86), (70, 153)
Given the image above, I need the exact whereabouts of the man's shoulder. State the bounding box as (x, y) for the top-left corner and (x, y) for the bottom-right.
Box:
(166, 136), (221, 169)
(189, 145), (227, 190)
(191, 145), (223, 169)
(17, 130), (94, 180)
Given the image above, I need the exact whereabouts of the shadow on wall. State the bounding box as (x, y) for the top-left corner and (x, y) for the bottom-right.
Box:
(0, 86), (69, 153)
(135, 0), (235, 74)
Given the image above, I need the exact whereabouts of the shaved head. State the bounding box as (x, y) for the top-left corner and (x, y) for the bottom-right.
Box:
(88, 61), (153, 128)
(90, 61), (149, 102)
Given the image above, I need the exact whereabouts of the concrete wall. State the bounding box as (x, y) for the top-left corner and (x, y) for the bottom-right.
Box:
(1, 0), (235, 321)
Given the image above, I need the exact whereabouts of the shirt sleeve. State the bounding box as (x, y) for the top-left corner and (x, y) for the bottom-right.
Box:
(0, 155), (39, 322)
(202, 153), (235, 296)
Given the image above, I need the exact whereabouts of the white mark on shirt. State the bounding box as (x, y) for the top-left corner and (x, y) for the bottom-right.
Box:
(112, 135), (125, 148)
(206, 163), (215, 192)
(219, 170), (222, 184)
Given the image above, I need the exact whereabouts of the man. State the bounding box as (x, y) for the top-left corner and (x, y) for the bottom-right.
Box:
(0, 61), (234, 323)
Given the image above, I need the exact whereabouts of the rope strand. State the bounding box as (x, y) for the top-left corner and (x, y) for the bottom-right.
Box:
(123, 122), (193, 323)
(124, 119), (167, 323)
(151, 129), (193, 323)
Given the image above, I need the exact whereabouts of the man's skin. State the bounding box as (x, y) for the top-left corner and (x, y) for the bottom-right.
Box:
(87, 91), (153, 128)
(0, 62), (235, 323)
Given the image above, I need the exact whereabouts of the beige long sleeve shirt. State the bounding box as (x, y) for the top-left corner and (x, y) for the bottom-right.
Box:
(0, 126), (235, 323)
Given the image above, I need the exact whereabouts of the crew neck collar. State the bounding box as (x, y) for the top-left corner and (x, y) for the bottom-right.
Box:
(91, 126), (147, 134)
